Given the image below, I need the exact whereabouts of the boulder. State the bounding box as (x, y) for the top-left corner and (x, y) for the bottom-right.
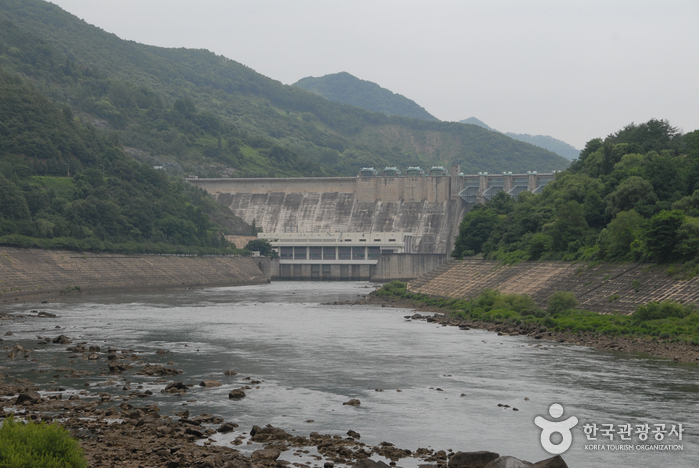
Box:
(251, 448), (281, 460)
(343, 398), (361, 406)
(16, 391), (41, 405)
(185, 427), (204, 438)
(199, 380), (222, 387)
(52, 335), (71, 344)
(228, 389), (246, 399)
(164, 381), (188, 393)
(347, 429), (361, 439)
(483, 456), (533, 468)
(217, 422), (238, 433)
(352, 460), (391, 468)
(532, 456), (568, 468)
(224, 370), (238, 375)
(108, 362), (129, 373)
(448, 451), (500, 468)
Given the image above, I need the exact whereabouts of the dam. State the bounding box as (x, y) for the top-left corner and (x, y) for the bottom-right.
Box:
(188, 166), (555, 280)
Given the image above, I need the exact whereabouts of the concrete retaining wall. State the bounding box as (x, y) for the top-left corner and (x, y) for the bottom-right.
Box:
(408, 259), (699, 314)
(0, 247), (271, 302)
(372, 254), (449, 281)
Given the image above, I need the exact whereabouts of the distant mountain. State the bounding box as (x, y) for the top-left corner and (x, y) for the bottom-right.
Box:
(504, 133), (580, 160)
(294, 72), (438, 121)
(459, 117), (496, 132)
(459, 118), (580, 160)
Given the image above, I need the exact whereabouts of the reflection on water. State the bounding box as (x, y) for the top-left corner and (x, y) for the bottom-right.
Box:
(1, 282), (697, 467)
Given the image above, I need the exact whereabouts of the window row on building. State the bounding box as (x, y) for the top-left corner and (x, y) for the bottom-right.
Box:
(279, 246), (381, 261)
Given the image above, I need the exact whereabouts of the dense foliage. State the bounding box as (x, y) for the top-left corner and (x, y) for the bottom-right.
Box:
(244, 239), (278, 258)
(0, 69), (248, 254)
(452, 119), (699, 268)
(294, 72), (438, 121)
(0, 415), (87, 468)
(376, 282), (699, 344)
(0, 0), (569, 177)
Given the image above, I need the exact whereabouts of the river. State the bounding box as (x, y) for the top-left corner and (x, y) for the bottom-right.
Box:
(1, 282), (697, 467)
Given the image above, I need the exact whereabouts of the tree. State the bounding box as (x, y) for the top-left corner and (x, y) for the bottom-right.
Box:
(604, 176), (657, 218)
(245, 238), (277, 257)
(0, 175), (30, 221)
(451, 206), (501, 258)
(644, 210), (685, 261)
(598, 210), (643, 260)
(545, 201), (590, 252)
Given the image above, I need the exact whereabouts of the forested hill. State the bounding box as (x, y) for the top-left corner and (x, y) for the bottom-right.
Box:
(0, 68), (252, 254)
(293, 72), (438, 121)
(0, 0), (569, 176)
(452, 119), (699, 271)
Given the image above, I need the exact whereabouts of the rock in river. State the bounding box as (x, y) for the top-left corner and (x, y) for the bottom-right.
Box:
(52, 335), (72, 344)
(200, 380), (222, 387)
(449, 451), (500, 468)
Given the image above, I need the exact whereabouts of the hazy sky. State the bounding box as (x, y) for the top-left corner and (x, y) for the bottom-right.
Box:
(50, 0), (699, 149)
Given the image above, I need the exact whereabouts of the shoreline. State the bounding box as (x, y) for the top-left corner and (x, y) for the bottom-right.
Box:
(355, 294), (699, 365)
(0, 281), (269, 305)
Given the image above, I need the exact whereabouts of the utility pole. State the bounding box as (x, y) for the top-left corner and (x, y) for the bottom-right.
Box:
(64, 162), (70, 177)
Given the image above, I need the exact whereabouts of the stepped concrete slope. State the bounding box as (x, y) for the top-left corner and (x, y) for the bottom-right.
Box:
(409, 260), (699, 314)
(0, 248), (270, 302)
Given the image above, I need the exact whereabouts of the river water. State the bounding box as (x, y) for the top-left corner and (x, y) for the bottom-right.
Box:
(1, 282), (697, 467)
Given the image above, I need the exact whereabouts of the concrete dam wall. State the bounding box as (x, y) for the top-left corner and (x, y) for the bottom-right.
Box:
(217, 192), (465, 254)
(192, 176), (468, 255)
(409, 259), (699, 314)
(0, 247), (270, 302)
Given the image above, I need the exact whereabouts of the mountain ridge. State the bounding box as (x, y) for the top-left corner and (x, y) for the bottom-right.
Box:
(293, 72), (438, 122)
(0, 0), (570, 176)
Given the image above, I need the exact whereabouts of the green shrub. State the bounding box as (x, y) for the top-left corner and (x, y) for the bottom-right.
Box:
(0, 415), (87, 468)
(547, 291), (578, 314)
(633, 300), (695, 321)
(483, 308), (521, 322)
